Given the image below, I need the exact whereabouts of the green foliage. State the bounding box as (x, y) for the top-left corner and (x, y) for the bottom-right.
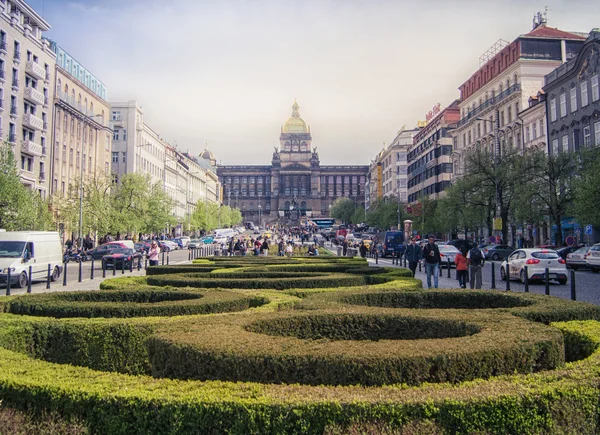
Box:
(3, 289), (266, 318)
(329, 197), (356, 224)
(366, 197), (403, 230)
(190, 201), (241, 232)
(0, 145), (54, 231)
(572, 147), (600, 227)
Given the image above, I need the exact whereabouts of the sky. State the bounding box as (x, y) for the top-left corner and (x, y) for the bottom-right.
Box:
(27, 0), (599, 165)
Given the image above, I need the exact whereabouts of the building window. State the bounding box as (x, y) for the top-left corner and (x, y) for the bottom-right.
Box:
(122, 129), (127, 141)
(532, 122), (537, 139)
(539, 119), (544, 137)
(552, 138), (559, 155)
(570, 87), (577, 113)
(526, 126), (530, 142)
(592, 75), (599, 102)
(561, 135), (569, 152)
(112, 152), (118, 163)
(112, 111), (121, 121)
(507, 106), (512, 123)
(581, 82), (589, 106)
(595, 122), (600, 146)
(122, 152), (126, 163)
(583, 126), (591, 146)
(549, 99), (557, 122)
(559, 93), (566, 118)
(113, 130), (119, 141)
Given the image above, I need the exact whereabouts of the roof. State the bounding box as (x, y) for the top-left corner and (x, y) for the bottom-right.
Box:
(522, 25), (586, 40)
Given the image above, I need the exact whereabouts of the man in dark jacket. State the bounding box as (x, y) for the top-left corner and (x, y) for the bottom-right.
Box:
(405, 238), (422, 277)
(422, 235), (441, 288)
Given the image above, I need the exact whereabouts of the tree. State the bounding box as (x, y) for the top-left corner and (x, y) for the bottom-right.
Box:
(366, 197), (403, 230)
(330, 198), (356, 224)
(350, 206), (366, 225)
(522, 149), (577, 246)
(0, 145), (54, 231)
(573, 147), (600, 227)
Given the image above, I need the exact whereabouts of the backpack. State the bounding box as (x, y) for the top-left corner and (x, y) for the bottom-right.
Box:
(470, 247), (483, 265)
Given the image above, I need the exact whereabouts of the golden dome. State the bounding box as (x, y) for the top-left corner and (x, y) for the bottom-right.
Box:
(282, 100), (308, 134)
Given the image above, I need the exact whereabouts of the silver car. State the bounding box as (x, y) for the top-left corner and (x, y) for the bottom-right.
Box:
(439, 245), (461, 268)
(566, 246), (591, 270)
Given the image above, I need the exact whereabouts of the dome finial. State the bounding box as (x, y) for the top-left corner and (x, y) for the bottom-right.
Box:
(291, 99), (300, 118)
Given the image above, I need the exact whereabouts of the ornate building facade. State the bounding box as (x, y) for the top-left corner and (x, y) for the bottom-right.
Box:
(217, 101), (368, 224)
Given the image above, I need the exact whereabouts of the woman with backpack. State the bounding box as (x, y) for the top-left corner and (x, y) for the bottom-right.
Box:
(455, 246), (469, 289)
(467, 245), (485, 289)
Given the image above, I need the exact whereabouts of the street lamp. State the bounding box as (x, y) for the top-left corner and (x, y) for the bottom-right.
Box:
(258, 204), (262, 228)
(78, 114), (105, 244)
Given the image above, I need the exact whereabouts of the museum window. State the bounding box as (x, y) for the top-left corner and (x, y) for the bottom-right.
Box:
(581, 82), (589, 106)
(570, 87), (577, 113)
(550, 98), (557, 122)
(592, 75), (599, 102)
(595, 122), (600, 146)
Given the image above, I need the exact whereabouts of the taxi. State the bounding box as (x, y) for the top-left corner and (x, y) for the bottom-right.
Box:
(500, 248), (567, 285)
(362, 239), (372, 249)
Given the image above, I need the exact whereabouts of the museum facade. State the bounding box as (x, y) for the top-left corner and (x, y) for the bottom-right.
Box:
(217, 101), (368, 224)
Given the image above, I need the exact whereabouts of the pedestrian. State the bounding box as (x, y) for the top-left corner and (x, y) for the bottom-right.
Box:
(285, 244), (293, 257)
(148, 241), (160, 266)
(467, 244), (485, 289)
(405, 238), (422, 277)
(359, 242), (367, 258)
(455, 246), (469, 289)
(278, 240), (285, 256)
(342, 239), (348, 256)
(422, 235), (441, 288)
(261, 238), (269, 256)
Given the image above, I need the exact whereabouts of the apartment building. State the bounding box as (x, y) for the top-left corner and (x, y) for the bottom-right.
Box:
(451, 15), (585, 175)
(48, 40), (111, 197)
(519, 91), (547, 152)
(407, 101), (459, 203)
(0, 0), (56, 197)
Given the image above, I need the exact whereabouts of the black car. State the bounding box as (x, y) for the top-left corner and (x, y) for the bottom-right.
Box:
(101, 248), (140, 270)
(85, 243), (129, 260)
(448, 239), (476, 252)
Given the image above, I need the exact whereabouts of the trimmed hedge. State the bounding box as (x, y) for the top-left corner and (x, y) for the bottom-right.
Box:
(147, 272), (367, 290)
(1, 322), (600, 434)
(4, 289), (267, 318)
(147, 308), (564, 386)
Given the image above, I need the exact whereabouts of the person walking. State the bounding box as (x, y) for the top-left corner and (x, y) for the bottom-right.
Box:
(422, 235), (441, 288)
(148, 241), (160, 267)
(405, 238), (422, 277)
(261, 238), (270, 256)
(359, 242), (367, 258)
(455, 246), (469, 289)
(467, 244), (485, 289)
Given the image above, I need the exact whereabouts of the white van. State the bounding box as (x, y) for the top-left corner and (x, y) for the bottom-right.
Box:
(214, 228), (235, 239)
(0, 231), (63, 288)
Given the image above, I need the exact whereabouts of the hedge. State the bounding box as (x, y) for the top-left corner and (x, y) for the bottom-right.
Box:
(3, 289), (267, 318)
(0, 321), (599, 434)
(147, 307), (563, 386)
(146, 272), (367, 290)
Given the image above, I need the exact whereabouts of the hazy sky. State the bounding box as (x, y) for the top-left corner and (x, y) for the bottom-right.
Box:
(28, 0), (598, 165)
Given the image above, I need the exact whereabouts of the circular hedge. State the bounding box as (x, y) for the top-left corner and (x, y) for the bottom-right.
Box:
(147, 308), (564, 386)
(5, 289), (267, 318)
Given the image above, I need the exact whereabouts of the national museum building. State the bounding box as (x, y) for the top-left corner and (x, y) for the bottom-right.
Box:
(217, 101), (368, 224)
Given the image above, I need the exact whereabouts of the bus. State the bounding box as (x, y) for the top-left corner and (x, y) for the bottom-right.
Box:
(309, 218), (336, 228)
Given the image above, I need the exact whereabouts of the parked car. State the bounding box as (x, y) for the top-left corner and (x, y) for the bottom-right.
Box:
(500, 249), (568, 284)
(382, 231), (405, 258)
(482, 244), (514, 261)
(85, 243), (129, 260)
(439, 245), (461, 268)
(188, 239), (201, 249)
(448, 239), (476, 252)
(174, 236), (191, 249)
(566, 246), (592, 270)
(201, 236), (215, 244)
(134, 242), (150, 254)
(586, 243), (600, 273)
(101, 248), (140, 270)
(157, 241), (178, 252)
(556, 245), (582, 260)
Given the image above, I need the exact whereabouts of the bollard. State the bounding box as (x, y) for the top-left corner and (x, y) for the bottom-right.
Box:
(63, 262), (68, 286)
(27, 265), (33, 293)
(78, 260), (83, 283)
(570, 270), (576, 301)
(162, 251), (165, 266)
(129, 257), (133, 273)
(91, 258), (95, 280)
(113, 261), (116, 276)
(145, 257), (148, 270)
(375, 251), (378, 265)
(524, 265), (529, 293)
(418, 260), (421, 272)
(404, 256), (407, 267)
(167, 252), (169, 266)
(5, 269), (11, 296)
(102, 260), (106, 278)
(122, 259), (126, 275)
(447, 258), (451, 278)
(544, 268), (550, 295)
(491, 262), (496, 289)
(188, 249), (191, 261)
(505, 268), (511, 291)
(46, 263), (51, 290)
(138, 255), (142, 271)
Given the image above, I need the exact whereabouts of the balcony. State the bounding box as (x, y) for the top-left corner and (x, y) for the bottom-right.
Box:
(25, 61), (46, 80)
(57, 90), (95, 117)
(21, 139), (43, 157)
(24, 86), (45, 105)
(457, 83), (521, 128)
(22, 113), (44, 131)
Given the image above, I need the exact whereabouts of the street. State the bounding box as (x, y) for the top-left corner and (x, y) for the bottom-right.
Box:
(368, 256), (600, 305)
(1, 248), (193, 296)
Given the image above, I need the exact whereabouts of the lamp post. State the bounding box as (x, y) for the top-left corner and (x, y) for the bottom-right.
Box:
(258, 204), (262, 228)
(78, 114), (105, 244)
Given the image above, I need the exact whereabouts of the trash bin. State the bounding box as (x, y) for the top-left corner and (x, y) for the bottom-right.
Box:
(337, 246), (343, 256)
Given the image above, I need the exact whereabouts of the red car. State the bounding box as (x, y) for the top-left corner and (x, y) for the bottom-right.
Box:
(101, 248), (140, 270)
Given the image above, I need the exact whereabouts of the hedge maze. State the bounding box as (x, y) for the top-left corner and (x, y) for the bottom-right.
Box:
(1, 256), (600, 434)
